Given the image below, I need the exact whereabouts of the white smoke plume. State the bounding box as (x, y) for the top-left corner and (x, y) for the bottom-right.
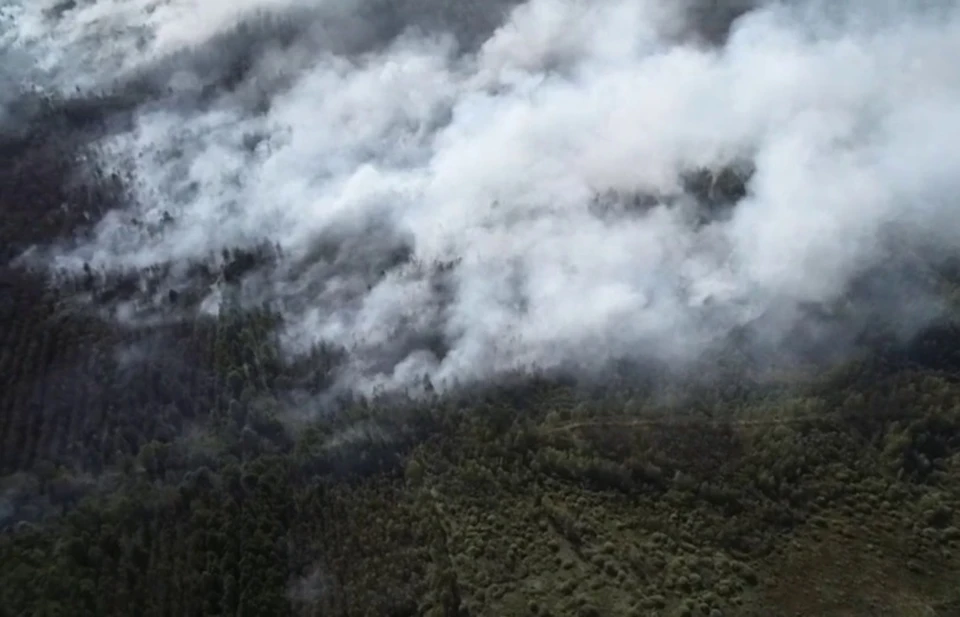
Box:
(3, 0), (960, 394)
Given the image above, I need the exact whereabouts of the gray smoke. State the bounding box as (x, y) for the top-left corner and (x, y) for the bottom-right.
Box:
(5, 0), (960, 394)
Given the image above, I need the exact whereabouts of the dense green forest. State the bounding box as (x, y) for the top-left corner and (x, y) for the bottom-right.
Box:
(2, 94), (960, 617)
(4, 241), (960, 617)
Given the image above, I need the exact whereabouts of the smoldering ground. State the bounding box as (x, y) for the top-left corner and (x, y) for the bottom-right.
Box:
(4, 0), (960, 396)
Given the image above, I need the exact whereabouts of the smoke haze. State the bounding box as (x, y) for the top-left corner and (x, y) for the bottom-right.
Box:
(3, 0), (960, 394)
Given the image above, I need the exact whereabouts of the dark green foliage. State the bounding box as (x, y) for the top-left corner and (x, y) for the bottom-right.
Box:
(2, 148), (960, 614)
(7, 336), (960, 616)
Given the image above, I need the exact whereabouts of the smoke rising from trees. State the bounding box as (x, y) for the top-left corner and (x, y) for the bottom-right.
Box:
(4, 0), (960, 394)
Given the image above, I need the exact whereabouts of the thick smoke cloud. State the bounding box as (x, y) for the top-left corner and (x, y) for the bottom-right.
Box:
(4, 0), (960, 394)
